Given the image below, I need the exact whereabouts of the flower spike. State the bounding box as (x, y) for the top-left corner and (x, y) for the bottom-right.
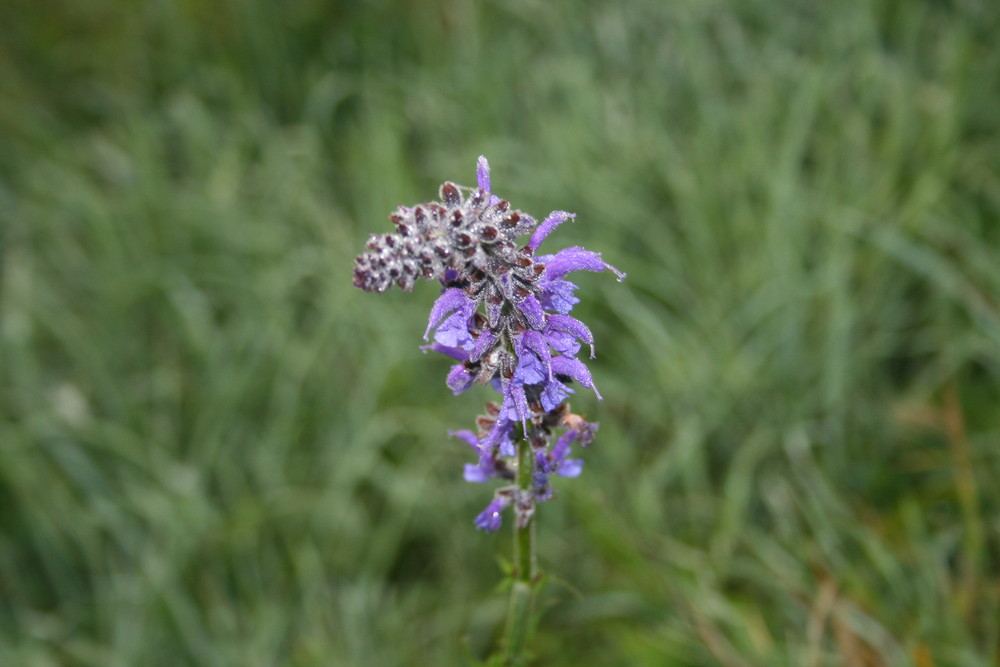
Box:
(354, 157), (621, 530)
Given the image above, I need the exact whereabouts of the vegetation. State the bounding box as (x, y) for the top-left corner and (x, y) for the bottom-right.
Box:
(2, 1), (999, 664)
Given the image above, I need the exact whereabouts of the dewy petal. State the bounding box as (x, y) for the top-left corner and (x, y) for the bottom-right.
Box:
(432, 296), (477, 349)
(435, 309), (474, 348)
(545, 314), (594, 358)
(502, 381), (530, 427)
(486, 299), (503, 328)
(476, 155), (491, 193)
(482, 416), (515, 457)
(514, 331), (550, 384)
(528, 211), (574, 251)
(446, 363), (475, 395)
(544, 329), (580, 357)
(540, 378), (574, 412)
(551, 355), (603, 400)
(517, 330), (552, 379)
(470, 330), (496, 362)
(538, 279), (579, 314)
(424, 288), (471, 341)
(514, 349), (546, 386)
(517, 295), (545, 329)
(474, 494), (511, 532)
(543, 247), (626, 282)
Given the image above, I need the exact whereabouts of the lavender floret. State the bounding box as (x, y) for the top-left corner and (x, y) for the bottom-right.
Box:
(354, 157), (623, 532)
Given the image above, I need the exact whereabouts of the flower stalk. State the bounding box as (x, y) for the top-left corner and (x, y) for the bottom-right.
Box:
(353, 157), (622, 660)
(502, 434), (538, 665)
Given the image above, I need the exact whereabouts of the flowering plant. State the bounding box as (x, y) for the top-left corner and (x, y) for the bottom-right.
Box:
(354, 157), (622, 661)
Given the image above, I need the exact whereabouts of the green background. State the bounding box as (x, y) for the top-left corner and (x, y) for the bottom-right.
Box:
(3, 0), (1000, 664)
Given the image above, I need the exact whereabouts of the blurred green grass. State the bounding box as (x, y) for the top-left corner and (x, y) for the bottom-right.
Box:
(2, 0), (1000, 664)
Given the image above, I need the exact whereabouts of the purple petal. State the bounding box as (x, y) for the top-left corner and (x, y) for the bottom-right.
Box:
(446, 364), (475, 395)
(545, 315), (594, 358)
(449, 429), (481, 451)
(514, 351), (546, 385)
(550, 431), (576, 462)
(503, 382), (529, 425)
(470, 330), (496, 362)
(464, 464), (490, 483)
(557, 459), (584, 477)
(543, 247), (626, 282)
(517, 295), (545, 329)
(422, 343), (469, 362)
(434, 308), (475, 348)
(482, 416), (515, 457)
(542, 247), (603, 279)
(518, 330), (551, 377)
(544, 329), (580, 357)
(535, 449), (553, 475)
(474, 495), (510, 532)
(540, 378), (573, 412)
(429, 293), (476, 349)
(528, 211), (574, 251)
(466, 449), (501, 483)
(550, 356), (602, 400)
(514, 330), (551, 385)
(498, 436), (515, 458)
(476, 156), (491, 193)
(424, 288), (471, 341)
(538, 279), (579, 314)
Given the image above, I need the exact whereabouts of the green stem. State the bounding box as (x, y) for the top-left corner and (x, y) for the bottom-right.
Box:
(502, 434), (537, 665)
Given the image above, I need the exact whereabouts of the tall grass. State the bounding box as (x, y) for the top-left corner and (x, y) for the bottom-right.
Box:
(2, 0), (999, 664)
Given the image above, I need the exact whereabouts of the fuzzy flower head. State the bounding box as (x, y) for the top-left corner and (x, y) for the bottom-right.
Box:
(354, 157), (623, 532)
(353, 156), (539, 296)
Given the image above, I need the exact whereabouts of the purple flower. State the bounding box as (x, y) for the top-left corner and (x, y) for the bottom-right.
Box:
(541, 246), (626, 283)
(425, 289), (477, 349)
(354, 157), (621, 531)
(446, 364), (475, 395)
(475, 489), (515, 532)
(451, 430), (504, 482)
(541, 380), (574, 412)
(528, 211), (574, 252)
(481, 414), (516, 458)
(544, 315), (594, 358)
(476, 156), (491, 192)
(469, 330), (496, 362)
(538, 278), (580, 314)
(513, 331), (551, 385)
(422, 342), (469, 362)
(550, 356), (601, 399)
(550, 432), (584, 478)
(501, 381), (530, 428)
(517, 295), (545, 329)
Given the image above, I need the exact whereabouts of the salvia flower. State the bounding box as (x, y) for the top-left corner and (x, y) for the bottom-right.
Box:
(354, 157), (623, 531)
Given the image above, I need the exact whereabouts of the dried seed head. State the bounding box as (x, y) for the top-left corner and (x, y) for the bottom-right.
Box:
(440, 182), (462, 206)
